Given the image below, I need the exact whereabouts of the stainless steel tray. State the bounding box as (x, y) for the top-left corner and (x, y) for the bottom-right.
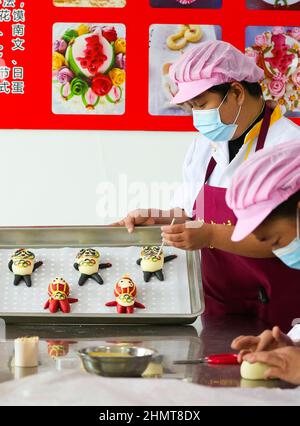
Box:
(0, 333), (202, 384)
(0, 226), (204, 325)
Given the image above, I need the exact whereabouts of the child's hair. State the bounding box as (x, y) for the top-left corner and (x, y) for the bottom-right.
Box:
(264, 190), (300, 223)
(208, 81), (263, 99)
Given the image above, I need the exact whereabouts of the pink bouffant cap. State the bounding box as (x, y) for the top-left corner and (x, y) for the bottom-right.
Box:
(226, 140), (300, 242)
(169, 40), (264, 104)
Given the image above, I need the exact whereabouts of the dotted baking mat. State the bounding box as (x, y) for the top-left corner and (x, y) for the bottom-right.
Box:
(0, 247), (191, 315)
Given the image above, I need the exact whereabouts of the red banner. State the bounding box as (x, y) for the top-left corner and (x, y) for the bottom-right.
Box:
(0, 0), (299, 131)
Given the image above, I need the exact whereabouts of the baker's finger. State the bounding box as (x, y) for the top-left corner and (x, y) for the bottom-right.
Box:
(161, 233), (184, 243)
(272, 326), (293, 346)
(244, 351), (284, 369)
(163, 240), (186, 249)
(264, 367), (282, 381)
(256, 331), (275, 351)
(161, 224), (185, 233)
(237, 349), (252, 363)
(109, 220), (125, 227)
(231, 336), (259, 350)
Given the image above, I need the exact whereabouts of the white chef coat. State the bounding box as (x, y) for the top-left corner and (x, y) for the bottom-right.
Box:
(173, 108), (300, 218)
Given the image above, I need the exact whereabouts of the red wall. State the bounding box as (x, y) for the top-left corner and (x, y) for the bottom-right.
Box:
(0, 0), (299, 131)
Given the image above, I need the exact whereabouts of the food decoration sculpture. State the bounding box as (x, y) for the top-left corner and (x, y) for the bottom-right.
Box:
(47, 340), (77, 358)
(73, 248), (112, 286)
(136, 246), (177, 282)
(44, 278), (78, 314)
(8, 249), (43, 287)
(105, 274), (145, 314)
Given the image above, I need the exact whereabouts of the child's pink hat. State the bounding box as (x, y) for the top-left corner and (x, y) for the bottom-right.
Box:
(226, 140), (300, 242)
(169, 40), (264, 104)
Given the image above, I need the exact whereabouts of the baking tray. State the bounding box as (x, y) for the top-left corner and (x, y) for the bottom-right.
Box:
(0, 226), (204, 325)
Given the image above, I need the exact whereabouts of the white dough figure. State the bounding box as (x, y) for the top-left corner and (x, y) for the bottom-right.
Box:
(73, 248), (112, 286)
(8, 249), (43, 287)
(137, 246), (177, 282)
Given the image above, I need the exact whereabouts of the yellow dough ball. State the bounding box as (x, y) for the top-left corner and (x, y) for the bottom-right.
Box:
(240, 361), (275, 381)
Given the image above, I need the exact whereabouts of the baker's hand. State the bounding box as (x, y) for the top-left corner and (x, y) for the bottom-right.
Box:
(231, 326), (295, 363)
(110, 209), (156, 233)
(244, 347), (300, 385)
(161, 221), (213, 251)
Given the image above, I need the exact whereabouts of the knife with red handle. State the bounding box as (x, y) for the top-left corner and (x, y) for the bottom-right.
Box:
(173, 353), (239, 365)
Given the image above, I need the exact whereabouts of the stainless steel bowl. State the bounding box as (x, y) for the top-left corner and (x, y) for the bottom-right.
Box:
(78, 345), (155, 377)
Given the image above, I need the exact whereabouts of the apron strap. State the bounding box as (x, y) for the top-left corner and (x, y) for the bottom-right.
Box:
(255, 105), (272, 152)
(204, 157), (217, 182)
(204, 105), (272, 182)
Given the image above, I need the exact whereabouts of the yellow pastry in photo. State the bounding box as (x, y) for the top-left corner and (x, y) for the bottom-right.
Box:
(167, 25), (203, 51)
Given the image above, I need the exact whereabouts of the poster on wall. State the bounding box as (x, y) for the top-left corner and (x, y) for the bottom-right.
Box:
(247, 0), (300, 10)
(52, 23), (126, 115)
(246, 26), (300, 117)
(150, 0), (222, 8)
(149, 24), (222, 116)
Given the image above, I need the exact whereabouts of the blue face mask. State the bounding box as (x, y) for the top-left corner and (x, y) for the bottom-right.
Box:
(272, 209), (300, 270)
(192, 92), (242, 142)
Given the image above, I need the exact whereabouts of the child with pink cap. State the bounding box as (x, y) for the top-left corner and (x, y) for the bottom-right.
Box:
(226, 139), (300, 385)
(115, 40), (300, 332)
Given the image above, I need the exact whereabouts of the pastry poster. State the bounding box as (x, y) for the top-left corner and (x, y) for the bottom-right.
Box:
(149, 24), (222, 116)
(52, 23), (126, 115)
(246, 26), (300, 117)
(0, 0), (299, 131)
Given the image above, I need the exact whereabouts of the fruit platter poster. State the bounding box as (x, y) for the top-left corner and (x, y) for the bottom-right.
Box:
(0, 0), (300, 131)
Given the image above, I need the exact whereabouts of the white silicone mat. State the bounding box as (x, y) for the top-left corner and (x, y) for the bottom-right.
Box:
(0, 247), (191, 315)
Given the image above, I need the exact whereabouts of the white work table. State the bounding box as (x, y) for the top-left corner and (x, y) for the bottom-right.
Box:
(0, 317), (299, 406)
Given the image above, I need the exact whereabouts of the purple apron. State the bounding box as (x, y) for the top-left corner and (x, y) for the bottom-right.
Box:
(194, 107), (300, 333)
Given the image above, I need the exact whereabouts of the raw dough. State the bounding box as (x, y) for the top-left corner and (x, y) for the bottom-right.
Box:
(11, 249), (35, 276)
(105, 274), (145, 314)
(240, 361), (275, 380)
(74, 248), (112, 286)
(140, 246), (164, 273)
(137, 247), (177, 282)
(76, 248), (100, 275)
